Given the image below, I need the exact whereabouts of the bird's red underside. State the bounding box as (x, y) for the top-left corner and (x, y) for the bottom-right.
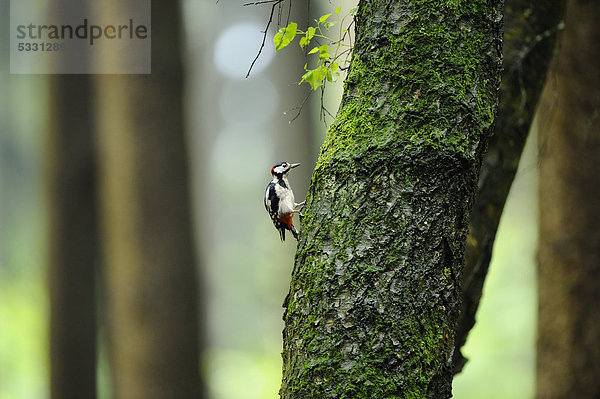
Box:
(279, 214), (293, 229)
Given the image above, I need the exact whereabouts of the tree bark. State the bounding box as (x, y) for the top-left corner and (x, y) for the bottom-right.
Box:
(46, 2), (98, 397)
(47, 75), (98, 399)
(536, 0), (600, 397)
(280, 1), (503, 397)
(95, 1), (202, 398)
(454, 0), (566, 372)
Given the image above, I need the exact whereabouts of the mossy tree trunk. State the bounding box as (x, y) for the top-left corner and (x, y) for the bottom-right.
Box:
(454, 0), (566, 372)
(95, 1), (202, 398)
(536, 0), (600, 397)
(280, 1), (503, 398)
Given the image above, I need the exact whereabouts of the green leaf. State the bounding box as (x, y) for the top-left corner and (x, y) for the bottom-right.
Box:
(326, 62), (341, 82)
(318, 44), (330, 60)
(273, 32), (284, 50)
(273, 22), (298, 51)
(299, 26), (316, 49)
(319, 13), (331, 23)
(299, 36), (309, 49)
(323, 21), (335, 30)
(334, 6), (342, 14)
(301, 65), (328, 90)
(308, 46), (319, 55)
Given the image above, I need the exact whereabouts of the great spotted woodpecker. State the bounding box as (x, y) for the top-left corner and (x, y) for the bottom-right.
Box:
(264, 161), (305, 241)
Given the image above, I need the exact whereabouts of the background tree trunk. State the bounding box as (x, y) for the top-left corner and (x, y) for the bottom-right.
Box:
(536, 0), (600, 397)
(46, 2), (98, 397)
(454, 0), (566, 372)
(280, 1), (503, 397)
(95, 1), (203, 398)
(47, 75), (98, 399)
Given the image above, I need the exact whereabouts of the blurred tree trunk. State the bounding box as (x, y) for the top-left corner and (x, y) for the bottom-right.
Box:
(94, 1), (203, 398)
(280, 1), (502, 397)
(454, 0), (566, 372)
(537, 0), (600, 397)
(47, 76), (98, 399)
(46, 2), (97, 398)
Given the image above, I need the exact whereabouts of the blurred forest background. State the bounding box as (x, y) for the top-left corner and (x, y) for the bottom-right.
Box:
(0, 0), (553, 398)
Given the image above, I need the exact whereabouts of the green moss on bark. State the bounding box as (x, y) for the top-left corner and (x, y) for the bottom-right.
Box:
(281, 1), (502, 398)
(284, 155), (475, 398)
(314, 0), (501, 177)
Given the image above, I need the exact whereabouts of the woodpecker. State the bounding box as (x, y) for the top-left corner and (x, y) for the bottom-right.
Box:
(264, 161), (305, 241)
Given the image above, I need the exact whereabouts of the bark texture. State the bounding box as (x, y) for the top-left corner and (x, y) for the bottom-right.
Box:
(95, 1), (202, 398)
(537, 0), (600, 397)
(454, 0), (566, 372)
(47, 75), (98, 399)
(281, 1), (503, 397)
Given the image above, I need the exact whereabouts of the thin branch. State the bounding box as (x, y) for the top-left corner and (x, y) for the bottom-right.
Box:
(287, 90), (312, 123)
(243, 0), (280, 6)
(319, 85), (335, 123)
(245, 0), (285, 78)
(285, 0), (292, 26)
(277, 1), (282, 25)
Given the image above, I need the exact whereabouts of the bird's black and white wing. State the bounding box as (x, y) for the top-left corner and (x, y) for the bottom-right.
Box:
(265, 182), (279, 222)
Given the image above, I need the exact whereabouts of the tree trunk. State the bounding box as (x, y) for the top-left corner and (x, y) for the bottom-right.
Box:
(47, 75), (98, 399)
(94, 1), (202, 398)
(454, 0), (566, 372)
(537, 0), (600, 397)
(46, 2), (98, 397)
(280, 1), (503, 397)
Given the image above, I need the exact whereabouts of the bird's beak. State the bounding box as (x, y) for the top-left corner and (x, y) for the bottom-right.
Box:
(290, 163), (301, 169)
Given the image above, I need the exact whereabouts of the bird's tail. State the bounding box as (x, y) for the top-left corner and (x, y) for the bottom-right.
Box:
(290, 225), (299, 241)
(278, 226), (298, 241)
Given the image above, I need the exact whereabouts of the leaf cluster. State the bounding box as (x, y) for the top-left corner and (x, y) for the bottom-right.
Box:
(273, 6), (357, 90)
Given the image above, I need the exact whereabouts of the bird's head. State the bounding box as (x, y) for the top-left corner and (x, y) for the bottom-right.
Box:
(270, 161), (300, 177)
